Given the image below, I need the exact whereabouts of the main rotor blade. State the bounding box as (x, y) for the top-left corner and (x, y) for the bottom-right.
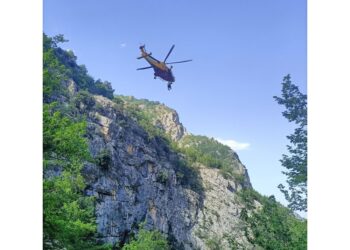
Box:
(166, 59), (193, 65)
(136, 66), (153, 70)
(163, 45), (175, 62)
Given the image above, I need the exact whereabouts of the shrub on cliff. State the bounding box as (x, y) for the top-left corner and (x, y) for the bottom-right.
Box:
(122, 227), (170, 250)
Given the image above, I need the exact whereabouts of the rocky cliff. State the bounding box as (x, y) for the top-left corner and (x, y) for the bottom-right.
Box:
(56, 83), (253, 249)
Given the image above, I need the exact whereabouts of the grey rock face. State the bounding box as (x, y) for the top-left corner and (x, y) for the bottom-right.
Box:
(74, 94), (253, 249)
(192, 167), (253, 249)
(81, 96), (201, 248)
(153, 105), (189, 141)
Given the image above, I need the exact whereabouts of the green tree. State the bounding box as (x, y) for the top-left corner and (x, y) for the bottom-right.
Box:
(43, 102), (91, 167)
(238, 189), (307, 250)
(43, 34), (73, 102)
(122, 226), (170, 250)
(274, 74), (307, 212)
(93, 79), (115, 99)
(43, 33), (115, 100)
(43, 103), (111, 250)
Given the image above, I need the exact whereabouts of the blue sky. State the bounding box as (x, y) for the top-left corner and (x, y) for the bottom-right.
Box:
(44, 0), (306, 211)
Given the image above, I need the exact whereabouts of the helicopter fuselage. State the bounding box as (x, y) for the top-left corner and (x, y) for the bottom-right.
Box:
(139, 46), (175, 83)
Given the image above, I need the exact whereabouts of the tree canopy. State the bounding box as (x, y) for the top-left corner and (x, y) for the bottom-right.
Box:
(122, 226), (170, 250)
(239, 189), (307, 250)
(43, 33), (115, 102)
(274, 74), (307, 212)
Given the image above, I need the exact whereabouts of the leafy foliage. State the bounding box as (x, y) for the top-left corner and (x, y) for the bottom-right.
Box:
(43, 33), (115, 101)
(122, 226), (170, 250)
(93, 79), (115, 99)
(43, 102), (92, 168)
(73, 90), (96, 110)
(43, 103), (111, 250)
(43, 34), (70, 101)
(180, 135), (233, 163)
(43, 172), (97, 249)
(178, 135), (245, 182)
(95, 149), (112, 170)
(115, 95), (162, 111)
(114, 95), (165, 139)
(177, 141), (223, 169)
(134, 110), (165, 139)
(238, 189), (307, 250)
(205, 235), (223, 250)
(274, 74), (307, 211)
(156, 169), (169, 184)
(223, 233), (245, 250)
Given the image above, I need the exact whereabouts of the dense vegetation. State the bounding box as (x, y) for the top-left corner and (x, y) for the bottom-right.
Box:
(238, 189), (307, 250)
(113, 96), (166, 140)
(122, 224), (170, 250)
(43, 103), (111, 250)
(178, 135), (245, 182)
(43, 33), (114, 102)
(274, 75), (307, 212)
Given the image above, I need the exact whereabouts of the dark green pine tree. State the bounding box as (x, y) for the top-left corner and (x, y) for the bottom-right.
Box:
(274, 74), (307, 212)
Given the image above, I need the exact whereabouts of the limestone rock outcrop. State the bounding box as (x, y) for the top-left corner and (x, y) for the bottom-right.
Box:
(72, 93), (254, 249)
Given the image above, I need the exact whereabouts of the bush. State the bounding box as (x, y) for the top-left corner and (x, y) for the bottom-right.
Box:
(173, 158), (204, 194)
(43, 103), (92, 167)
(96, 149), (112, 170)
(92, 80), (114, 99)
(238, 189), (307, 249)
(205, 236), (222, 250)
(74, 90), (96, 109)
(156, 170), (169, 184)
(178, 135), (237, 177)
(122, 227), (170, 250)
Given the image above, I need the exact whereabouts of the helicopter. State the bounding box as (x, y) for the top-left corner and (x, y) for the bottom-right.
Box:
(137, 45), (192, 90)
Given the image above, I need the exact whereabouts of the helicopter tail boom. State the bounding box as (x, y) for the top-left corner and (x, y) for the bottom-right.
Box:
(137, 52), (152, 59)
